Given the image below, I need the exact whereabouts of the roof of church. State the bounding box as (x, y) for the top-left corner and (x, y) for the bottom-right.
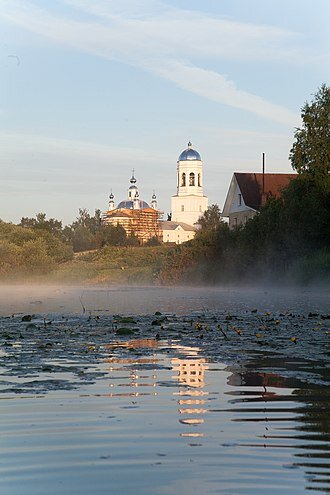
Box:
(234, 172), (296, 210)
(160, 220), (197, 231)
(117, 199), (150, 209)
(178, 141), (201, 161)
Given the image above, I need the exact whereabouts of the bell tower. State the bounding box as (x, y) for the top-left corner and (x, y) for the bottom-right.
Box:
(171, 142), (208, 225)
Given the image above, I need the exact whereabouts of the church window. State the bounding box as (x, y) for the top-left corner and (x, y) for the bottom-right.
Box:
(238, 193), (242, 206)
(181, 173), (186, 186)
(198, 173), (201, 187)
(181, 205), (184, 212)
(189, 172), (195, 186)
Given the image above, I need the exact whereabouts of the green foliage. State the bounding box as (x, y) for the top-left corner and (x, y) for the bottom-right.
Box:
(96, 225), (127, 247)
(48, 246), (170, 284)
(20, 213), (63, 237)
(64, 208), (102, 252)
(126, 232), (140, 247)
(0, 220), (73, 278)
(160, 86), (330, 286)
(145, 236), (162, 246)
(0, 240), (21, 274)
(288, 248), (330, 285)
(196, 204), (223, 231)
(20, 238), (55, 274)
(289, 84), (330, 178)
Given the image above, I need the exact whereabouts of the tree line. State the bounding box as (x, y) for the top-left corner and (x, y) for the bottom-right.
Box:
(160, 85), (330, 286)
(1, 85), (328, 283)
(0, 208), (160, 277)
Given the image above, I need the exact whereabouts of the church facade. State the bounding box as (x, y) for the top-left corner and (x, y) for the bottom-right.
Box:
(102, 173), (160, 244)
(171, 142), (208, 226)
(161, 142), (208, 244)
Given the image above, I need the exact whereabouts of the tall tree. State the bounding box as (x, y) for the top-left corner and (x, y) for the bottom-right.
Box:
(20, 213), (63, 237)
(196, 204), (223, 231)
(289, 84), (330, 178)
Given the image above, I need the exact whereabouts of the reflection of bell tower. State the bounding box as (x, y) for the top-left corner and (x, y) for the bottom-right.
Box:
(172, 357), (208, 388)
(172, 354), (209, 434)
(171, 142), (208, 225)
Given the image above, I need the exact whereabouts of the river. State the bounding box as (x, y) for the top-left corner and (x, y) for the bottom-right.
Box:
(0, 285), (329, 494)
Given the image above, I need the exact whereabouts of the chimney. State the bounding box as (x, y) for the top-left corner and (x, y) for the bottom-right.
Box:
(262, 152), (265, 195)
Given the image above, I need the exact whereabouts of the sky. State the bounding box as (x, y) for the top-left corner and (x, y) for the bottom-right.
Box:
(1, 0), (329, 225)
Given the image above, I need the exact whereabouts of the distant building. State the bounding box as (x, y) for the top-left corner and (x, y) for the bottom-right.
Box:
(102, 172), (161, 244)
(103, 142), (208, 245)
(160, 142), (208, 244)
(160, 220), (196, 244)
(171, 142), (208, 226)
(222, 172), (296, 229)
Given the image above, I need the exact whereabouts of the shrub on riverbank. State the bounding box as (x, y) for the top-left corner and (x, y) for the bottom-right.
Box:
(0, 221), (73, 278)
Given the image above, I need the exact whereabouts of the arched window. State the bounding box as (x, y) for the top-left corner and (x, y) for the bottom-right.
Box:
(198, 173), (201, 187)
(181, 173), (186, 187)
(189, 172), (195, 186)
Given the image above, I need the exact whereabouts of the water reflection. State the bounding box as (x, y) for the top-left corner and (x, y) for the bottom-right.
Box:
(2, 314), (329, 495)
(104, 340), (210, 439)
(225, 365), (330, 493)
(171, 345), (208, 438)
(103, 339), (160, 398)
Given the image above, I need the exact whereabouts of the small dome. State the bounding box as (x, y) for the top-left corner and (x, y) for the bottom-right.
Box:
(117, 200), (150, 209)
(109, 192), (114, 199)
(178, 141), (201, 161)
(130, 172), (137, 184)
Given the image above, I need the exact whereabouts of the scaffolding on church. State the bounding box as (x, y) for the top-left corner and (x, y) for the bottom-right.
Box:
(102, 207), (161, 244)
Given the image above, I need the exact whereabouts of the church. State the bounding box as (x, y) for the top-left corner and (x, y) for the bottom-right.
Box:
(102, 142), (208, 244)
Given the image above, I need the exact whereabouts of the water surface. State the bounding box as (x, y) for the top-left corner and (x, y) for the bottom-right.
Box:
(0, 286), (329, 494)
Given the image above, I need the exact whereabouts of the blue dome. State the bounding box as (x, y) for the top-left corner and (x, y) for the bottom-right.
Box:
(117, 200), (149, 209)
(178, 142), (201, 161)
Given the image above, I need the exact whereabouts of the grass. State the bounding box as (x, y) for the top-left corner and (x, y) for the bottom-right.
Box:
(22, 245), (170, 285)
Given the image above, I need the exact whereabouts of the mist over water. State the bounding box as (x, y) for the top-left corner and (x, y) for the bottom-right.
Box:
(0, 284), (329, 494)
(0, 283), (329, 316)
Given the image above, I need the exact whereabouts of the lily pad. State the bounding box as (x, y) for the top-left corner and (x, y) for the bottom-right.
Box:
(116, 327), (136, 335)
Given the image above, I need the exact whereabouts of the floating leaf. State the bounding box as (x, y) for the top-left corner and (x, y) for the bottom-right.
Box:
(116, 327), (136, 335)
(118, 317), (137, 324)
(21, 315), (32, 322)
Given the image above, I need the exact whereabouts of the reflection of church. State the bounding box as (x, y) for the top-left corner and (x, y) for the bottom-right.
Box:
(102, 142), (208, 244)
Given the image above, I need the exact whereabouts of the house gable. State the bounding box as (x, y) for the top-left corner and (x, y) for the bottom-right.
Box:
(222, 172), (296, 229)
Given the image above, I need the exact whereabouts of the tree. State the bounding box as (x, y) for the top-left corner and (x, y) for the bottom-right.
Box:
(20, 213), (63, 237)
(289, 84), (330, 178)
(71, 208), (102, 234)
(65, 208), (102, 251)
(146, 236), (162, 246)
(96, 225), (127, 247)
(196, 204), (223, 231)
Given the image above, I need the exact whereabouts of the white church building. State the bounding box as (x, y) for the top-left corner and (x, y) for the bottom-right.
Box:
(161, 142), (208, 244)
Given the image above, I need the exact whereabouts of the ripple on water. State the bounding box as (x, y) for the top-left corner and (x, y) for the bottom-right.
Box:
(0, 302), (329, 495)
